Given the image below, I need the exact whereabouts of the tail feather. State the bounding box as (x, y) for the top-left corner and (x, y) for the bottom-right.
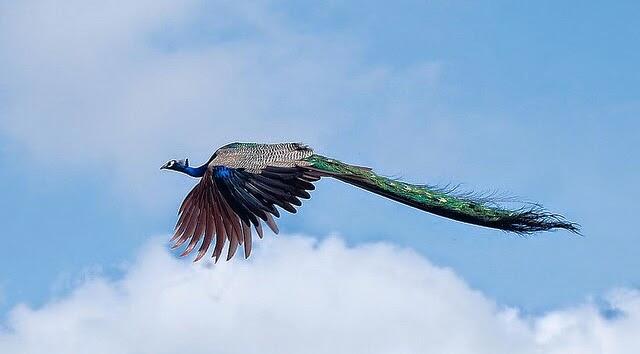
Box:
(303, 154), (580, 234)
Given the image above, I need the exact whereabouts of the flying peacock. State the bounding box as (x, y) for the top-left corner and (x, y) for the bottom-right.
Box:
(161, 142), (579, 262)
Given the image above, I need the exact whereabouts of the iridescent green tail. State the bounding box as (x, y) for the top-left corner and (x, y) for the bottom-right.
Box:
(303, 154), (579, 234)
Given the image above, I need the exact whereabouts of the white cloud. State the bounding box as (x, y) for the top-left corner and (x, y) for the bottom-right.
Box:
(1, 235), (638, 354)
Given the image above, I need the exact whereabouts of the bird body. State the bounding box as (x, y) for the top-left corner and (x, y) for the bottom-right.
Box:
(162, 142), (579, 261)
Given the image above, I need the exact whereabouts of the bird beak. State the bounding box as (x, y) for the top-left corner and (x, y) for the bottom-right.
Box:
(160, 162), (169, 170)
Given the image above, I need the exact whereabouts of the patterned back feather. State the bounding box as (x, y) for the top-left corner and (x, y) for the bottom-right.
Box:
(209, 142), (314, 173)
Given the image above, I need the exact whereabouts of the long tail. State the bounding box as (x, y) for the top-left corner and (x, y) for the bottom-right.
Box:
(303, 154), (580, 234)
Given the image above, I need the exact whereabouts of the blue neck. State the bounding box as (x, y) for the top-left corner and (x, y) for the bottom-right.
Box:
(179, 164), (208, 178)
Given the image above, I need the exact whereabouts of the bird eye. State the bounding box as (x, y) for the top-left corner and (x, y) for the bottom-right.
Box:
(168, 160), (175, 167)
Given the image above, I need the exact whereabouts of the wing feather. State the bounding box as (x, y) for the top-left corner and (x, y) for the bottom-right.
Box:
(174, 185), (204, 250)
(172, 191), (202, 249)
(216, 188), (243, 260)
(171, 156), (319, 261)
(209, 187), (227, 262)
(194, 190), (215, 262)
(264, 213), (279, 234)
(183, 192), (209, 256)
(241, 220), (252, 258)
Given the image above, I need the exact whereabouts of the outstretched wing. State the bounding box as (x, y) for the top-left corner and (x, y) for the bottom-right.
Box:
(171, 143), (321, 261)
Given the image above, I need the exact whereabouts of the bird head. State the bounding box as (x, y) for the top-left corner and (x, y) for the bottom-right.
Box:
(160, 158), (189, 171)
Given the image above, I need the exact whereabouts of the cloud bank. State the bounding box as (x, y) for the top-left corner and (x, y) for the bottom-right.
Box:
(1, 235), (638, 354)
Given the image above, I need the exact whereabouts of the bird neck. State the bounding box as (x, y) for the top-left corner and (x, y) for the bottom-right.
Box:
(180, 164), (208, 178)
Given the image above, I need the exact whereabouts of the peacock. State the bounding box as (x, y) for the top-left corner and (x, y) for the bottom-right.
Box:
(161, 142), (579, 261)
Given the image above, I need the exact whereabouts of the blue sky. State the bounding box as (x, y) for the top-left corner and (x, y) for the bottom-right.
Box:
(0, 1), (639, 352)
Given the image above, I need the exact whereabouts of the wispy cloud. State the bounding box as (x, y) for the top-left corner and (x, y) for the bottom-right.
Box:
(1, 235), (637, 354)
(0, 0), (444, 206)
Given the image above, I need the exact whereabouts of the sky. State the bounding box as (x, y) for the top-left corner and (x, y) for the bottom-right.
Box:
(0, 0), (639, 352)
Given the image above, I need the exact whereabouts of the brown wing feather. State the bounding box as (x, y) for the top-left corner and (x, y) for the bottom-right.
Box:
(208, 187), (227, 262)
(171, 159), (320, 261)
(194, 190), (215, 262)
